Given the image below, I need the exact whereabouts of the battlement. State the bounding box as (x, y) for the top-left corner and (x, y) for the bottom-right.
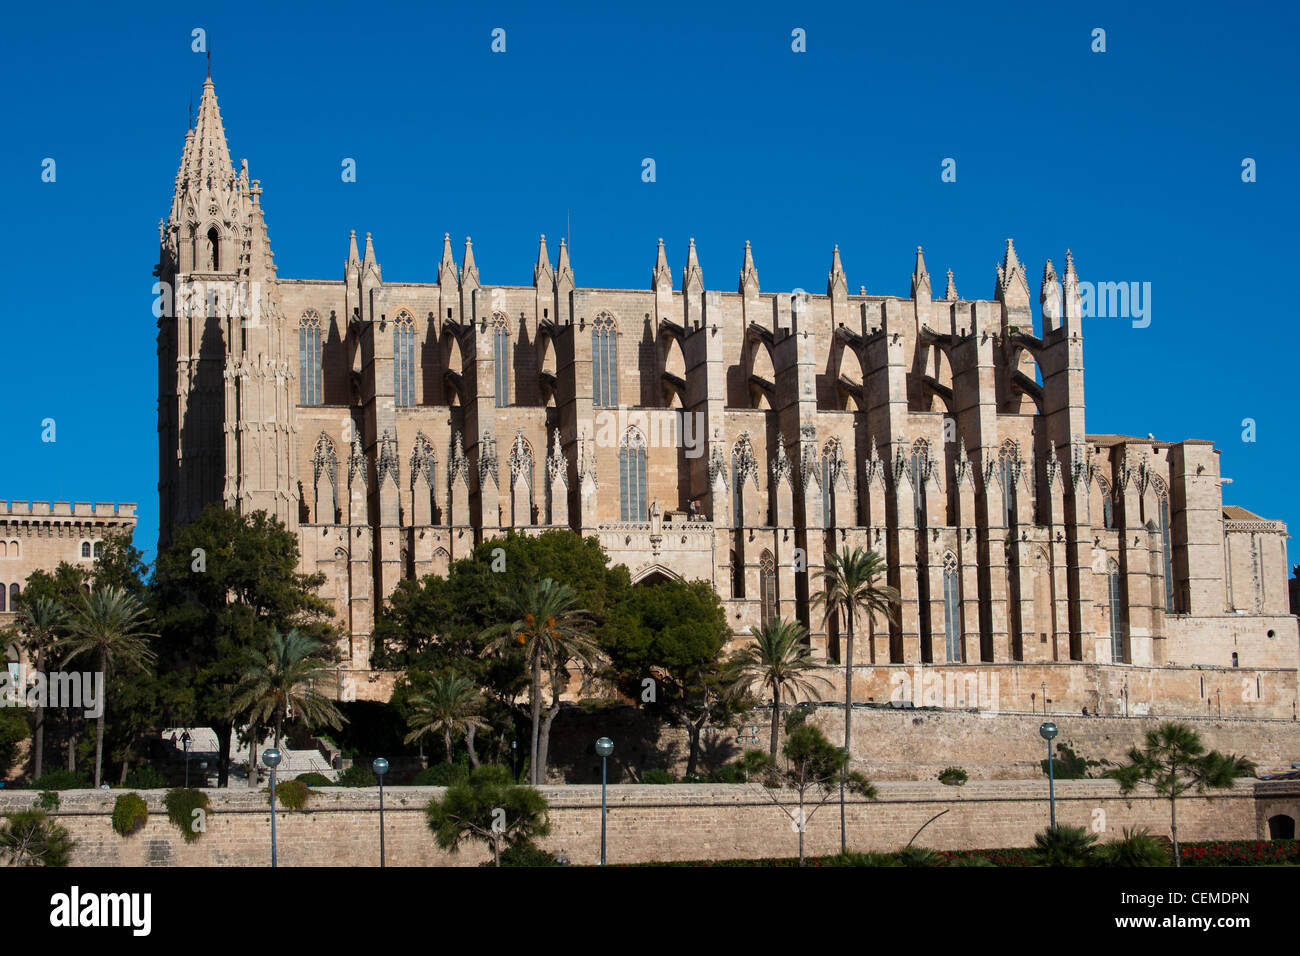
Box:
(0, 501), (137, 521)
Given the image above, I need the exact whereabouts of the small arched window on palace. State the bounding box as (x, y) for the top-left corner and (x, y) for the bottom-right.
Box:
(492, 312), (510, 407)
(80, 541), (91, 559)
(759, 550), (777, 625)
(592, 312), (618, 408)
(7, 583), (17, 607)
(394, 311), (416, 407)
(618, 428), (646, 522)
(0, 586), (5, 612)
(93, 541), (103, 559)
(1107, 559), (1124, 663)
(299, 310), (323, 406)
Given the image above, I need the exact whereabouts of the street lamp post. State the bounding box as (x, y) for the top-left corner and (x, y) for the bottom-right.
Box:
(1039, 723), (1058, 829)
(263, 748), (282, 868)
(373, 757), (389, 867)
(183, 732), (192, 788)
(595, 737), (614, 865)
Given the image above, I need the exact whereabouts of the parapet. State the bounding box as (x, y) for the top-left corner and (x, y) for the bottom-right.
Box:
(0, 500), (138, 521)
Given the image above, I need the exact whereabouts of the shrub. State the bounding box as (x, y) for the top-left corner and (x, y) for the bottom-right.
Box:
(1042, 744), (1102, 780)
(29, 769), (90, 791)
(162, 788), (210, 843)
(639, 769), (676, 784)
(123, 766), (169, 790)
(413, 763), (469, 787)
(706, 763), (749, 784)
(895, 846), (943, 867)
(1034, 825), (1097, 867)
(267, 778), (311, 811)
(0, 810), (75, 866)
(946, 854), (997, 867)
(295, 772), (333, 787)
(494, 840), (559, 867)
(336, 763), (376, 788)
(36, 791), (60, 812)
(111, 793), (149, 837)
(1094, 826), (1171, 867)
(938, 767), (968, 786)
(1180, 839), (1300, 867)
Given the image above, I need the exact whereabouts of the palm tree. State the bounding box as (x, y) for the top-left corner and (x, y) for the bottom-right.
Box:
(728, 617), (830, 756)
(1113, 722), (1241, 866)
(810, 547), (898, 760)
(230, 629), (345, 753)
(56, 587), (157, 788)
(484, 578), (601, 785)
(404, 671), (488, 766)
(13, 597), (67, 781)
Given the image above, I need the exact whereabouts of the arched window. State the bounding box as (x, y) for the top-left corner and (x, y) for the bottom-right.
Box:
(8, 583), (17, 606)
(394, 311), (416, 407)
(619, 428), (646, 522)
(0, 586), (5, 612)
(759, 550), (776, 624)
(998, 440), (1018, 528)
(1154, 479), (1174, 612)
(592, 312), (618, 407)
(910, 439), (930, 528)
(299, 310), (323, 406)
(731, 550), (744, 599)
(1231, 652), (1239, 668)
(1098, 478), (1114, 530)
(80, 541), (91, 559)
(1107, 559), (1124, 663)
(206, 226), (220, 270)
(9, 541), (17, 558)
(92, 541), (103, 558)
(821, 440), (842, 528)
(492, 312), (510, 407)
(943, 552), (960, 662)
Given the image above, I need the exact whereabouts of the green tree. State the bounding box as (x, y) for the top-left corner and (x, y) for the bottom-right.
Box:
(484, 578), (602, 785)
(601, 577), (745, 777)
(727, 617), (829, 757)
(1112, 722), (1242, 867)
(811, 547), (898, 763)
(230, 629), (346, 750)
(425, 764), (550, 866)
(153, 504), (336, 786)
(8, 597), (67, 780)
(403, 670), (488, 766)
(0, 809), (75, 866)
(56, 587), (157, 788)
(748, 723), (877, 865)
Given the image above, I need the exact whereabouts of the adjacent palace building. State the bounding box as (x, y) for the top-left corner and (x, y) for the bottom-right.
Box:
(156, 76), (1297, 715)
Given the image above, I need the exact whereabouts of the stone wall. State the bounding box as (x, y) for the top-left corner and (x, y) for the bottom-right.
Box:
(6, 778), (1294, 867)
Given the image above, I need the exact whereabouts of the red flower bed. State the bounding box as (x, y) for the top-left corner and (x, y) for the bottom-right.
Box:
(1179, 839), (1299, 866)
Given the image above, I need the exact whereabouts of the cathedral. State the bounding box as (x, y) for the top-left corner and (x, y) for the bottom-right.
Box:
(156, 76), (1297, 715)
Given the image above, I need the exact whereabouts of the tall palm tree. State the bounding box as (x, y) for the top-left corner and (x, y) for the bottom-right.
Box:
(404, 671), (489, 766)
(14, 597), (67, 781)
(1113, 722), (1242, 866)
(230, 629), (345, 752)
(810, 547), (898, 760)
(56, 587), (157, 788)
(484, 578), (601, 785)
(728, 617), (830, 756)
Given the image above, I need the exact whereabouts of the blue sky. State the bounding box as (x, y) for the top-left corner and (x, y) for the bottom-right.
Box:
(1, 1), (1296, 568)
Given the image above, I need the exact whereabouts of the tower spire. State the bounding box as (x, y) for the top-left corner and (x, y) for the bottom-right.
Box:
(827, 244), (848, 298)
(739, 240), (759, 295)
(945, 269), (958, 301)
(683, 237), (703, 293)
(652, 238), (671, 291)
(911, 245), (931, 299)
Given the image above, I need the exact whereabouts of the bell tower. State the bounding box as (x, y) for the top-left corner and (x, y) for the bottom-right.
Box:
(156, 73), (298, 549)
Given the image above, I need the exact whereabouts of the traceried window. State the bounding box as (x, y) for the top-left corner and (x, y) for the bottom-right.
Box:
(492, 312), (510, 407)
(299, 310), (323, 406)
(394, 311), (416, 407)
(1154, 480), (1174, 612)
(759, 550), (777, 625)
(1099, 478), (1114, 530)
(592, 312), (618, 407)
(943, 552), (960, 662)
(998, 440), (1018, 528)
(1108, 559), (1124, 663)
(821, 439), (841, 527)
(619, 428), (646, 522)
(910, 439), (930, 528)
